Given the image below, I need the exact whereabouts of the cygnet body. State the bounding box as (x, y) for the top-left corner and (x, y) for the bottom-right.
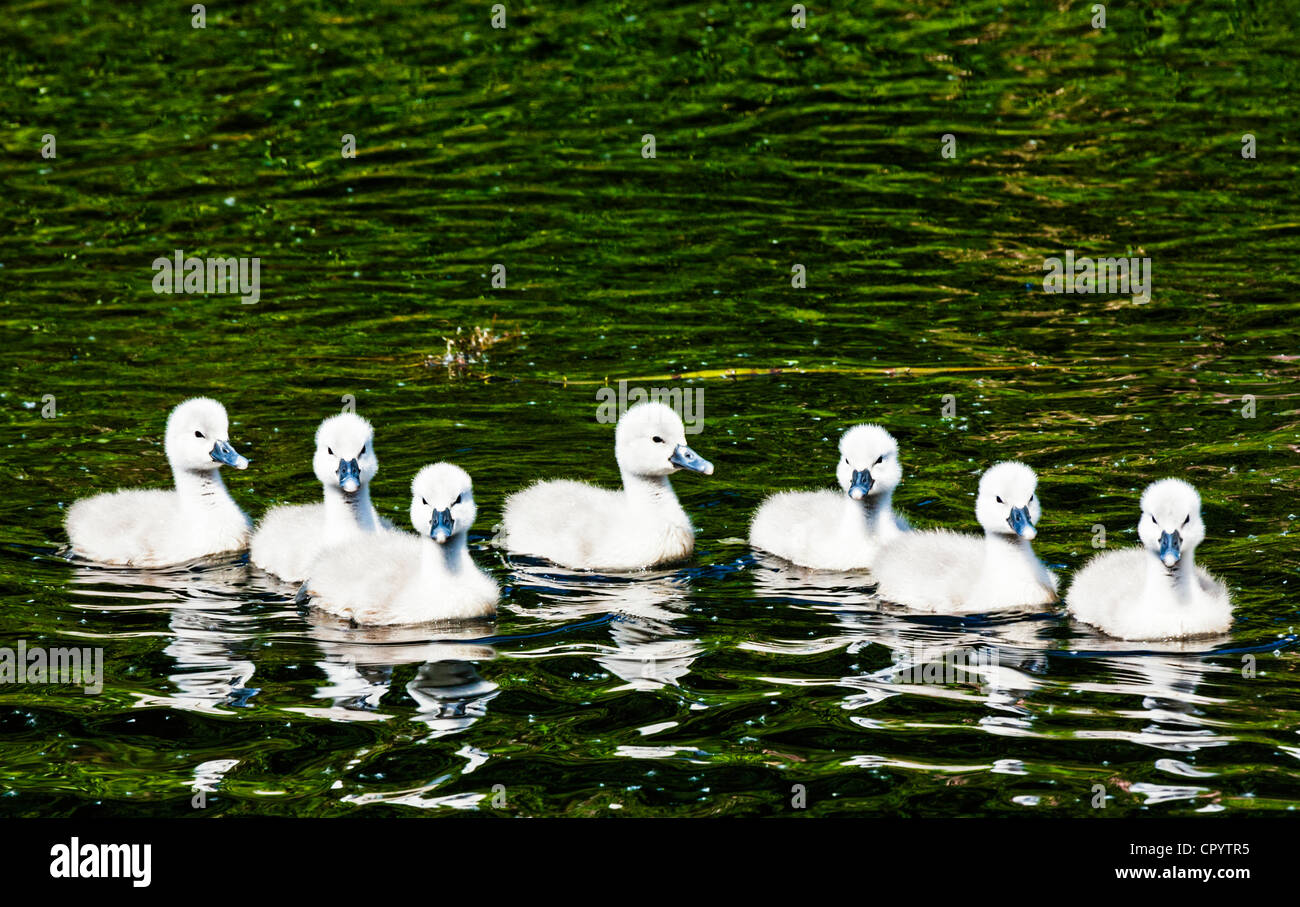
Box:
(303, 463), (497, 625)
(872, 461), (1058, 613)
(65, 397), (251, 566)
(1067, 479), (1231, 640)
(498, 401), (714, 571)
(748, 424), (909, 570)
(250, 413), (385, 582)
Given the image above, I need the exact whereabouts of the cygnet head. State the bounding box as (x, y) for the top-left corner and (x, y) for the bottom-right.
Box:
(313, 413), (377, 494)
(974, 461), (1041, 540)
(410, 463), (476, 545)
(614, 401), (714, 478)
(835, 424), (902, 501)
(1138, 479), (1205, 568)
(164, 397), (248, 472)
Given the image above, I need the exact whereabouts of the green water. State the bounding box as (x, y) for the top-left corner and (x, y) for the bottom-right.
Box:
(2, 0), (1299, 816)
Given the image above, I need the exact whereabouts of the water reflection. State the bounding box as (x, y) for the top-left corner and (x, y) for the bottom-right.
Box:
(747, 552), (879, 610)
(61, 552), (503, 733)
(748, 555), (1049, 723)
(297, 614), (499, 737)
(159, 602), (260, 712)
(745, 555), (1237, 766)
(20, 538), (1292, 815)
(1063, 628), (1234, 761)
(506, 559), (703, 690)
(64, 554), (263, 714)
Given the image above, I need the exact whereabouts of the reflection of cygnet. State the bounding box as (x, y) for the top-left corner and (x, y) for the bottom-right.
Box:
(157, 598), (258, 713)
(64, 555), (258, 713)
(65, 550), (252, 604)
(873, 462), (1058, 613)
(1073, 649), (1228, 752)
(1087, 653), (1221, 705)
(602, 614), (701, 691)
(747, 551), (884, 610)
(749, 424), (908, 570)
(1067, 480), (1232, 640)
(304, 617), (497, 727)
(508, 564), (702, 691)
(407, 660), (500, 737)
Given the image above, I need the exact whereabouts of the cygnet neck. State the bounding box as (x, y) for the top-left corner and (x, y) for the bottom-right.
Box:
(1145, 546), (1197, 596)
(322, 482), (379, 537)
(984, 526), (1036, 556)
(620, 469), (684, 513)
(420, 532), (470, 579)
(852, 487), (897, 532)
(173, 465), (234, 512)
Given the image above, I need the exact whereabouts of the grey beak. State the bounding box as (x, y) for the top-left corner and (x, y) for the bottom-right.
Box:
(210, 439), (249, 470)
(849, 468), (874, 500)
(431, 508), (454, 543)
(669, 443), (714, 476)
(337, 458), (360, 493)
(1007, 505), (1036, 539)
(1158, 530), (1181, 567)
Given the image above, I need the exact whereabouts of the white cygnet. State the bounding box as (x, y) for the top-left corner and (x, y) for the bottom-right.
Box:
(1067, 479), (1231, 640)
(250, 413), (385, 582)
(748, 424), (909, 570)
(872, 461), (1058, 612)
(498, 401), (714, 571)
(303, 463), (498, 625)
(65, 397), (251, 566)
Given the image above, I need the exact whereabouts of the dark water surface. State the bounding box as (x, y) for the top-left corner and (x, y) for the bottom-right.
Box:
(2, 1), (1298, 816)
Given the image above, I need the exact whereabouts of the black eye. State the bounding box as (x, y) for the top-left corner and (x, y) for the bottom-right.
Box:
(359, 445), (366, 456)
(874, 455), (884, 466)
(421, 497), (428, 506)
(453, 494), (463, 505)
(996, 496), (1003, 504)
(1182, 515), (1190, 526)
(652, 436), (664, 444)
(1150, 514), (1158, 524)
(194, 431), (205, 438)
(328, 447), (334, 456)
